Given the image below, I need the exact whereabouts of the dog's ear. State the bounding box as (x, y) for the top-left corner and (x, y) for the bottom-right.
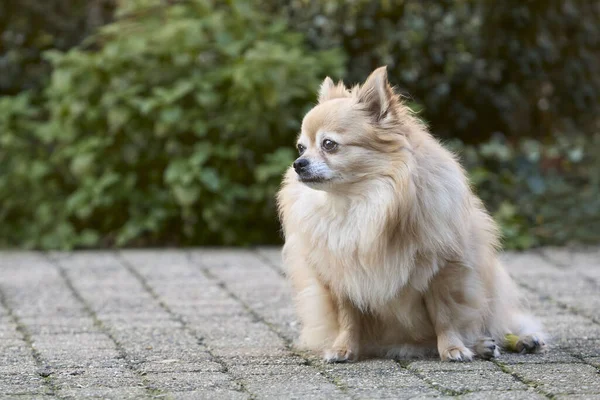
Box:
(356, 66), (394, 121)
(318, 77), (349, 103)
(318, 77), (335, 103)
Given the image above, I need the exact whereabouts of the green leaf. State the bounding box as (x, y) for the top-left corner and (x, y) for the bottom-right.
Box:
(173, 185), (200, 206)
(199, 168), (220, 192)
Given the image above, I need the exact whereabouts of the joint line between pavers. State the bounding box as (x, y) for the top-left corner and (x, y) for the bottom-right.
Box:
(397, 361), (468, 397)
(44, 253), (163, 398)
(491, 360), (554, 399)
(252, 248), (286, 280)
(189, 252), (366, 400)
(115, 252), (256, 399)
(0, 284), (61, 397)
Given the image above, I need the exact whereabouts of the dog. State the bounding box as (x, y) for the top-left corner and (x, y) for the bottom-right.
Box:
(277, 67), (546, 362)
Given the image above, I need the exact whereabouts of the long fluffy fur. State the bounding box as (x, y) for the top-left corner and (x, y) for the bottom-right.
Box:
(277, 67), (545, 361)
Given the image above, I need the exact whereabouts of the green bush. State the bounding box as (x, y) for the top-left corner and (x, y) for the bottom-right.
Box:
(0, 0), (343, 249)
(1, 0), (598, 250)
(448, 134), (600, 249)
(270, 0), (600, 143)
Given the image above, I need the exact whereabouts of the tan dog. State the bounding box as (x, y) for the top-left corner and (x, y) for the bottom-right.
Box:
(277, 67), (546, 362)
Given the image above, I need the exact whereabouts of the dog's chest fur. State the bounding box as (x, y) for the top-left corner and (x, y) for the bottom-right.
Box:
(291, 182), (438, 312)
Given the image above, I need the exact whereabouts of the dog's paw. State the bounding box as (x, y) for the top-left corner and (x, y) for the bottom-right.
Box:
(440, 346), (474, 362)
(516, 334), (546, 354)
(323, 346), (357, 363)
(475, 337), (500, 360)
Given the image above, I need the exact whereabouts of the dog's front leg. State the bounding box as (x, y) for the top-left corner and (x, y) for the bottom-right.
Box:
(324, 297), (360, 363)
(424, 264), (476, 362)
(425, 299), (473, 361)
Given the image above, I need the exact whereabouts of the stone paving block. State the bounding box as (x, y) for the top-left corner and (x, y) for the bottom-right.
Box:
(557, 295), (600, 321)
(325, 361), (425, 387)
(189, 249), (269, 270)
(0, 396), (56, 400)
(349, 387), (442, 399)
(49, 251), (126, 271)
(177, 301), (248, 319)
(171, 388), (251, 400)
(102, 314), (183, 329)
(0, 337), (28, 350)
(211, 346), (291, 359)
(557, 338), (600, 357)
(0, 251), (39, 264)
(19, 316), (97, 335)
(57, 386), (148, 399)
(458, 390), (546, 399)
(200, 320), (287, 350)
(521, 276), (597, 304)
(51, 368), (141, 389)
(152, 288), (238, 311)
(110, 324), (203, 348)
(541, 247), (600, 272)
(2, 280), (85, 321)
(254, 392), (348, 400)
(0, 364), (38, 376)
(0, 373), (51, 396)
(500, 252), (558, 276)
(498, 348), (580, 364)
(144, 371), (237, 392)
(323, 359), (397, 371)
(408, 360), (498, 372)
(0, 347), (37, 367)
(424, 370), (528, 393)
(509, 363), (600, 395)
(220, 354), (308, 366)
(229, 364), (318, 378)
(40, 347), (123, 369)
(31, 333), (116, 352)
(119, 249), (191, 269)
(240, 370), (347, 399)
(139, 359), (222, 374)
(117, 337), (207, 364)
(540, 314), (600, 340)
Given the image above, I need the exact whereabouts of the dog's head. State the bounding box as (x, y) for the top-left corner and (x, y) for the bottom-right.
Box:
(293, 67), (417, 192)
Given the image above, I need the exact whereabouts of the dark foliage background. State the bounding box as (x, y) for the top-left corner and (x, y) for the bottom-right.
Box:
(1, 0), (598, 249)
(0, 0), (114, 95)
(269, 0), (600, 143)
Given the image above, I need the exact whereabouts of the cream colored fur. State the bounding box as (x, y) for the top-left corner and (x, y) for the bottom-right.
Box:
(277, 67), (546, 362)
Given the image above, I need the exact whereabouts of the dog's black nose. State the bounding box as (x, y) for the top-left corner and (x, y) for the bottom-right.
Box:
(293, 158), (309, 172)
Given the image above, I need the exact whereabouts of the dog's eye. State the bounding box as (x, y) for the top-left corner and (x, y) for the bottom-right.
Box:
(297, 144), (306, 155)
(322, 139), (338, 152)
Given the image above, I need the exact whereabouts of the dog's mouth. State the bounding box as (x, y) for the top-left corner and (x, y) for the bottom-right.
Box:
(298, 176), (330, 184)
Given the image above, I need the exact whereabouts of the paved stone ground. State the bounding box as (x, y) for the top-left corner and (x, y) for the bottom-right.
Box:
(0, 248), (599, 399)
